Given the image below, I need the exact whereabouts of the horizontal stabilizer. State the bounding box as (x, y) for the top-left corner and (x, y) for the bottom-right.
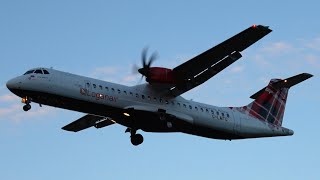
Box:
(62, 114), (114, 132)
(250, 73), (313, 99)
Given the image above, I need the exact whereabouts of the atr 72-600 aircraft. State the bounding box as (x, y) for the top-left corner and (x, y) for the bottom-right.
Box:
(7, 25), (312, 146)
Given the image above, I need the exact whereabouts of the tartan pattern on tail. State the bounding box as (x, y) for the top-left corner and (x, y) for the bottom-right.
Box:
(236, 79), (288, 126)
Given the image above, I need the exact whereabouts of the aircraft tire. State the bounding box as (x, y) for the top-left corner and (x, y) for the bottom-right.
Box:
(131, 134), (144, 146)
(23, 104), (31, 111)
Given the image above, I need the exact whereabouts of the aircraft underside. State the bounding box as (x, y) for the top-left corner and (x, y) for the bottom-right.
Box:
(9, 88), (246, 141)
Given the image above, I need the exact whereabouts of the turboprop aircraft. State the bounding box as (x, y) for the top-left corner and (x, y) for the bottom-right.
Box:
(6, 25), (313, 146)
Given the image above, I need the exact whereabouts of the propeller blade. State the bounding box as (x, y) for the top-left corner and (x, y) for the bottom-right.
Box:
(148, 51), (158, 67)
(142, 47), (148, 68)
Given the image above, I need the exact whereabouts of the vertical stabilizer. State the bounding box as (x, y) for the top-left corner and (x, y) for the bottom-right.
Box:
(234, 73), (312, 126)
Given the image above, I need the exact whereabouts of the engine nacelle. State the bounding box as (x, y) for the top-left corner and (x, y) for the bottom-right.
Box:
(147, 67), (175, 84)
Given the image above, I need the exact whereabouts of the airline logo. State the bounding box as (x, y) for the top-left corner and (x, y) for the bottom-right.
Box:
(79, 88), (117, 102)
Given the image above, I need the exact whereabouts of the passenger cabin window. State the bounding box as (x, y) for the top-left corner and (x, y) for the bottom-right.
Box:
(24, 70), (34, 75)
(189, 105), (192, 109)
(183, 104), (186, 108)
(195, 107), (198, 111)
(135, 93), (139, 98)
(34, 69), (43, 74)
(200, 108), (204, 112)
(148, 96), (151, 100)
(130, 92), (133, 96)
(111, 88), (115, 92)
(117, 89), (121, 94)
(124, 91), (127, 94)
(165, 100), (169, 104)
(105, 87), (109, 91)
(99, 85), (103, 90)
(142, 95), (145, 99)
(93, 84), (96, 88)
(43, 70), (50, 74)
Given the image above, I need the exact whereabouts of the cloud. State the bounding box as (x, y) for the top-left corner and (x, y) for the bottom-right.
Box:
(87, 65), (141, 86)
(261, 41), (293, 54)
(0, 94), (19, 102)
(305, 54), (320, 68)
(305, 37), (320, 51)
(0, 103), (56, 122)
(229, 65), (244, 73)
(122, 74), (140, 83)
(90, 67), (119, 78)
(0, 90), (56, 122)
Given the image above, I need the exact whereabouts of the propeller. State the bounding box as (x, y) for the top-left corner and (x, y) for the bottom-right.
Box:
(137, 47), (158, 79)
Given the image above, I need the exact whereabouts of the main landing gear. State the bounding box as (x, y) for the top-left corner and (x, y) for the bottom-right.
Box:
(125, 128), (144, 146)
(22, 97), (31, 111)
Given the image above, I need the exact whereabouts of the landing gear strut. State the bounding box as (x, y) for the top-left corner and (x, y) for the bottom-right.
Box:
(22, 97), (31, 111)
(125, 128), (144, 146)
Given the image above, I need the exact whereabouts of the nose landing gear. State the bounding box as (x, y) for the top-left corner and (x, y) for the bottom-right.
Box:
(21, 97), (31, 111)
(125, 128), (144, 146)
(23, 104), (31, 111)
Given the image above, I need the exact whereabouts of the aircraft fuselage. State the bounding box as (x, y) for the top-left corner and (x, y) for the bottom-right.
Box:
(6, 68), (293, 141)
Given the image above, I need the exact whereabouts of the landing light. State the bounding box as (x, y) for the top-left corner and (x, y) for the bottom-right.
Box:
(21, 97), (27, 103)
(284, 80), (288, 83)
(123, 112), (130, 117)
(252, 24), (257, 28)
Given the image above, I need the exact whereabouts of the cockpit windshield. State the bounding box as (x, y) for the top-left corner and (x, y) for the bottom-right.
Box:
(23, 68), (50, 75)
(34, 69), (43, 74)
(23, 70), (34, 75)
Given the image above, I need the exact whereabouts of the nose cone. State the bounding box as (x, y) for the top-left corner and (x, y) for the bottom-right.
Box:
(6, 79), (15, 90)
(6, 77), (20, 91)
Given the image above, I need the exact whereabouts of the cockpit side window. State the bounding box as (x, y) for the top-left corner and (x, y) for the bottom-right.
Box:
(43, 70), (50, 74)
(24, 70), (34, 75)
(34, 69), (43, 74)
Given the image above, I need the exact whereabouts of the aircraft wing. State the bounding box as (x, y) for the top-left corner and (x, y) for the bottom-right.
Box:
(169, 25), (272, 96)
(62, 114), (115, 132)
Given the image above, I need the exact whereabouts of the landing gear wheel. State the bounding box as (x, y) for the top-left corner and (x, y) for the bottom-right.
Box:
(23, 104), (31, 111)
(131, 134), (144, 146)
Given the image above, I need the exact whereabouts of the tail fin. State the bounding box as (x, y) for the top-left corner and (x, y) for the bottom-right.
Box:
(235, 73), (313, 126)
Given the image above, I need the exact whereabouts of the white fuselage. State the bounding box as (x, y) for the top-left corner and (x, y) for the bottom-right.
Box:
(6, 68), (293, 140)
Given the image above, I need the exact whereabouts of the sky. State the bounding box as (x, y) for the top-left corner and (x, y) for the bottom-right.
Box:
(0, 0), (319, 179)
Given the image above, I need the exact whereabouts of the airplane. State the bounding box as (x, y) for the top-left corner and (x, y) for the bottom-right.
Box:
(6, 25), (313, 146)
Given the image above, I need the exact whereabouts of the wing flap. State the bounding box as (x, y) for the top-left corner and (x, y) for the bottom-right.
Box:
(62, 114), (114, 132)
(170, 51), (242, 96)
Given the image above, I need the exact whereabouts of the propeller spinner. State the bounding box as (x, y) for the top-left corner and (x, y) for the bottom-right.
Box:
(138, 48), (158, 79)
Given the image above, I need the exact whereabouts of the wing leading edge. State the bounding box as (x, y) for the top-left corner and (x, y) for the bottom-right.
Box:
(169, 25), (272, 96)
